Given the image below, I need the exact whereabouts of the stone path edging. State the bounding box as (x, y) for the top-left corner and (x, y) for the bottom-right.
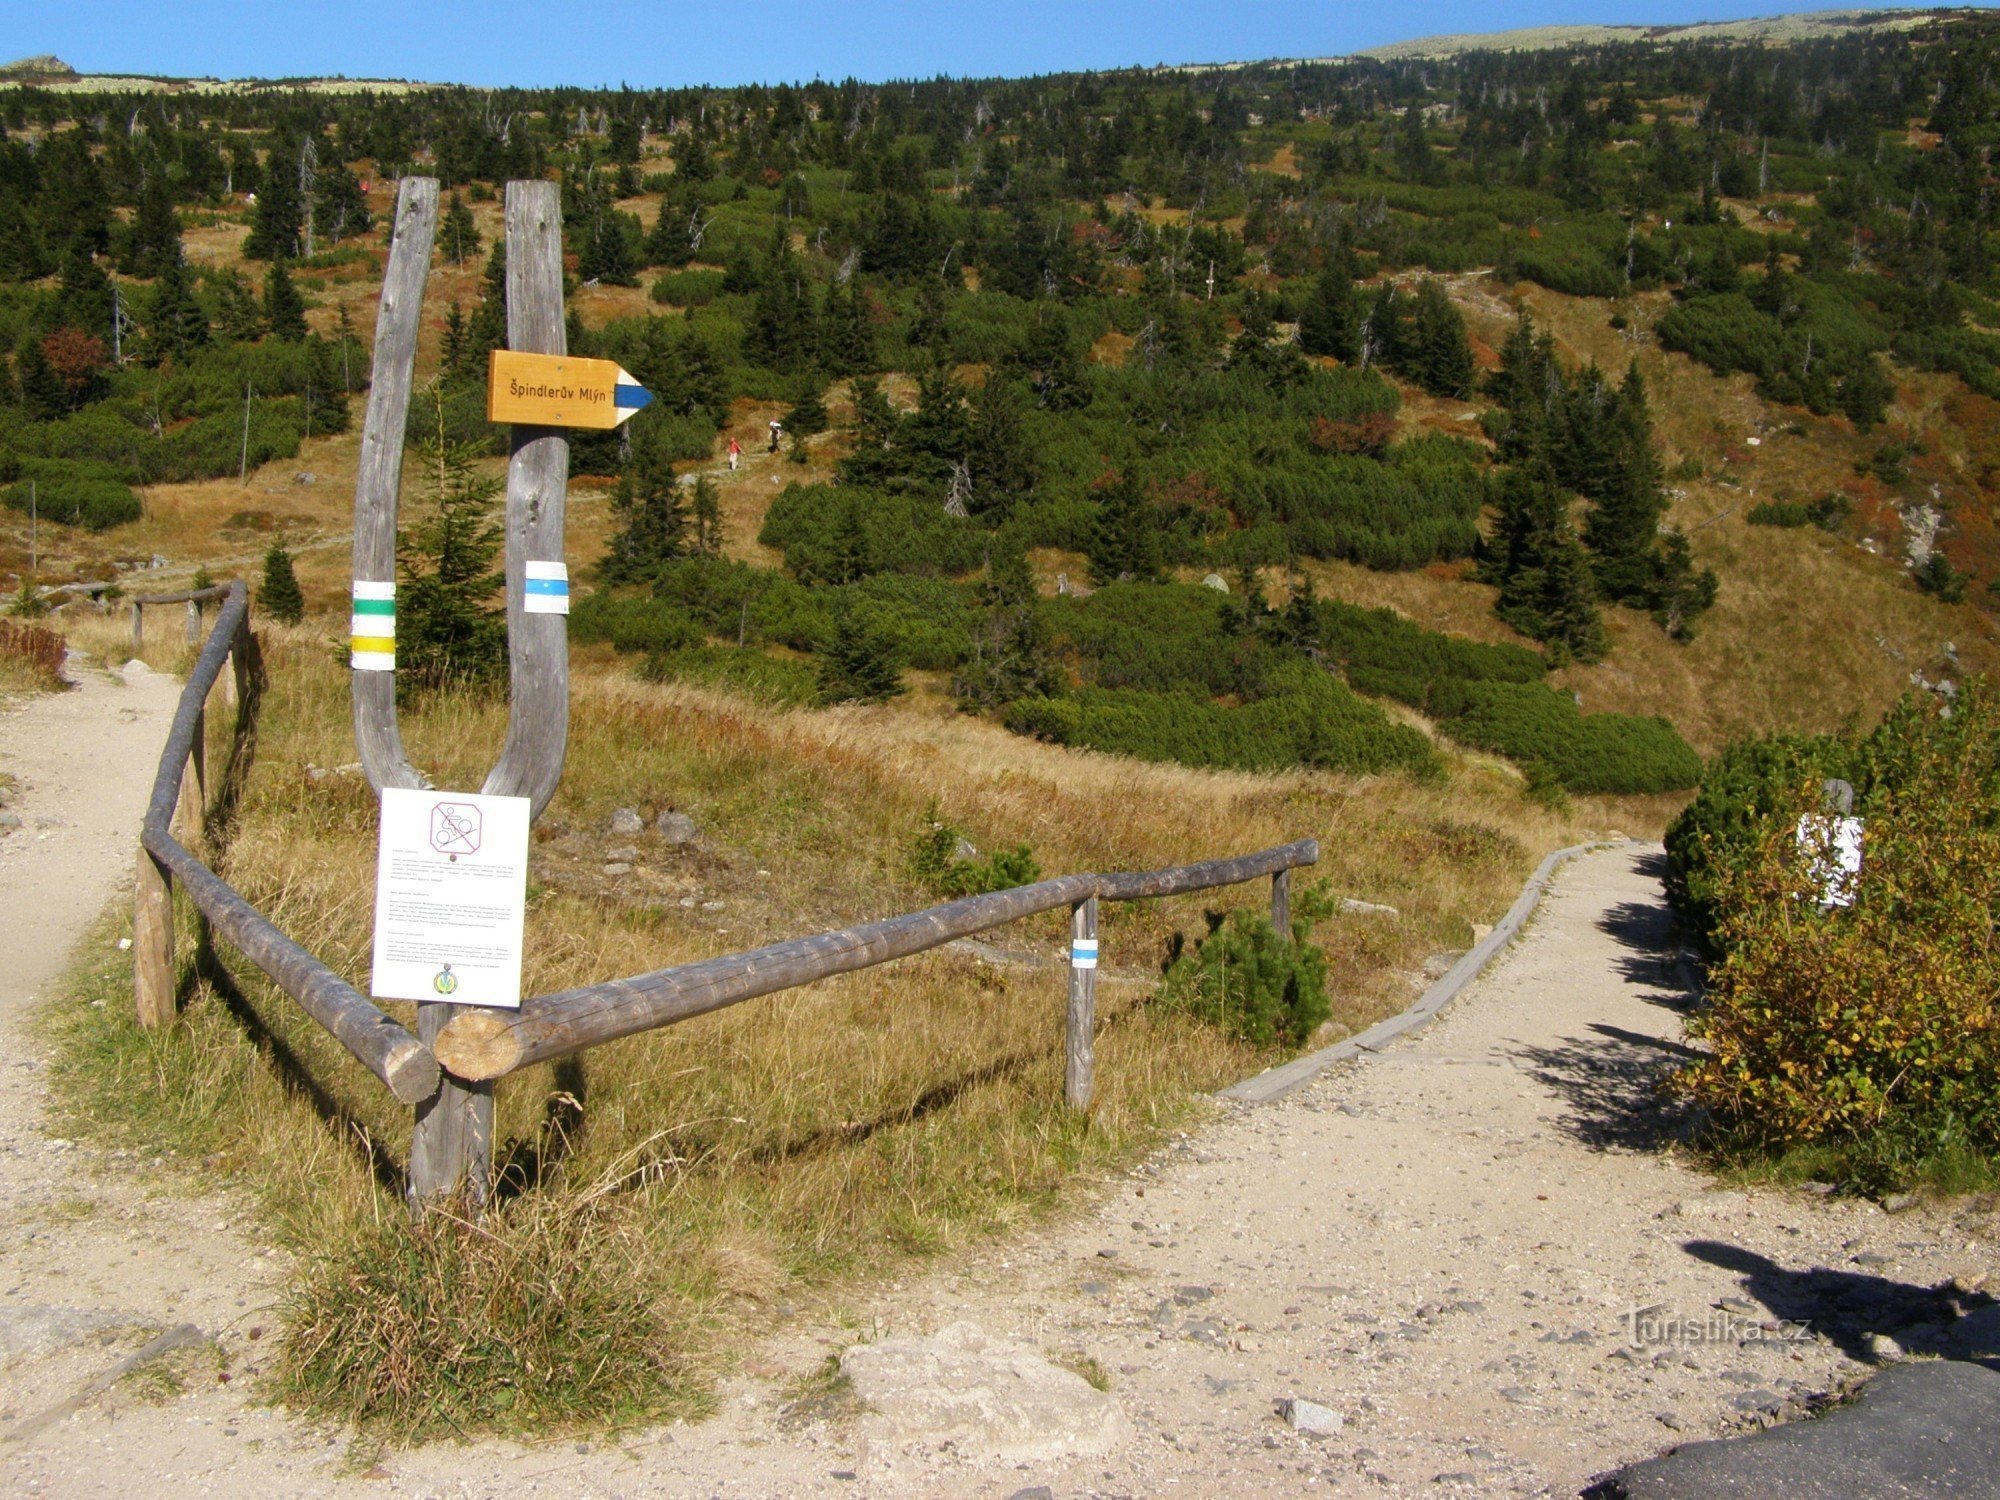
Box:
(1220, 839), (1640, 1104)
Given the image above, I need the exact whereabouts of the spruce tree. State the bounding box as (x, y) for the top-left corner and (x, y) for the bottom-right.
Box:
(689, 474), (721, 557)
(1647, 528), (1720, 640)
(1485, 466), (1606, 664)
(966, 374), (1035, 520)
(817, 610), (904, 704)
(441, 191), (481, 267)
(1361, 282), (1407, 371)
(954, 539), (1061, 709)
(1086, 475), (1163, 585)
(243, 143), (303, 261)
(147, 257), (208, 362)
(263, 260), (308, 341)
(1410, 279), (1476, 399)
(1297, 257), (1361, 362)
(1838, 354), (1896, 432)
(602, 425), (688, 583)
(465, 242), (508, 366)
(16, 337), (66, 422)
(55, 249), (114, 341)
(645, 193), (697, 267)
(398, 404), (506, 691)
(313, 162), (371, 243)
(820, 278), (875, 374)
(123, 171), (182, 278)
(260, 542), (304, 625)
(782, 375), (830, 439)
(1581, 363), (1667, 600)
(214, 269), (264, 343)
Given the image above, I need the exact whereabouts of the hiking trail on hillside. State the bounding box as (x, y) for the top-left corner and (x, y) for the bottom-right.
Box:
(0, 672), (1992, 1496)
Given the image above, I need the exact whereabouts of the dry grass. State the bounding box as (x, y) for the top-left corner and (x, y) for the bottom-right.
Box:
(41, 611), (1641, 1438)
(0, 618), (71, 692)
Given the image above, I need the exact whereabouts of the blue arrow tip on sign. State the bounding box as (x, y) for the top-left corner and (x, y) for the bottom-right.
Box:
(614, 367), (653, 411)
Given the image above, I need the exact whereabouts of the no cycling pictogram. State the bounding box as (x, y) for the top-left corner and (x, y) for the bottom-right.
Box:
(429, 801), (482, 857)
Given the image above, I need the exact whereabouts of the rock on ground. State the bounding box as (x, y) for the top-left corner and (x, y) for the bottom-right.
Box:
(840, 1321), (1129, 1465)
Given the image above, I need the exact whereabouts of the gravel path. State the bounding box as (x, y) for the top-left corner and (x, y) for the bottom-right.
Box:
(0, 686), (1989, 1500)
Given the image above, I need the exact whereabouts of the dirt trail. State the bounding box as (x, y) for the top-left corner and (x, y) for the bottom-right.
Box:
(0, 677), (1988, 1497)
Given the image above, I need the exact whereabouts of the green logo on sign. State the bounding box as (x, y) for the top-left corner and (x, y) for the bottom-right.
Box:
(433, 965), (458, 996)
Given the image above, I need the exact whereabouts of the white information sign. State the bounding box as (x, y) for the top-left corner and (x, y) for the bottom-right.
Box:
(1796, 813), (1864, 909)
(370, 787), (530, 1007)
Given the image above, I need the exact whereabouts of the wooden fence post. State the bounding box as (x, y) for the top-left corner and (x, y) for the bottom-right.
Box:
(410, 1005), (494, 1210)
(1271, 867), (1291, 941)
(133, 846), (175, 1029)
(130, 601), (143, 655)
(185, 598), (200, 645)
(175, 707), (207, 849)
(1066, 895), (1098, 1112)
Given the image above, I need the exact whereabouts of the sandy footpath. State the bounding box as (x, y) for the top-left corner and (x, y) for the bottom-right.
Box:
(0, 669), (1989, 1497)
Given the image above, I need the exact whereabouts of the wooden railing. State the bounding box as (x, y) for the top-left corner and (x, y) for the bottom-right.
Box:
(129, 583), (232, 653)
(131, 585), (1319, 1207)
(131, 580), (440, 1106)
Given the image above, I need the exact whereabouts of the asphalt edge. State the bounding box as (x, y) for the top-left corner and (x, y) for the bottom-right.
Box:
(1219, 839), (1649, 1104)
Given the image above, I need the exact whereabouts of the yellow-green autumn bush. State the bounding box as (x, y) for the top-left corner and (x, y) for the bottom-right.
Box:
(1675, 684), (2000, 1167)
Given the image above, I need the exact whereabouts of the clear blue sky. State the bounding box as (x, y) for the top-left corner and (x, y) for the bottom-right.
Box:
(13, 2), (1980, 89)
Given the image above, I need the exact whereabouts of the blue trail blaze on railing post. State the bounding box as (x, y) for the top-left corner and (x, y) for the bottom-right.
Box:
(1067, 896), (1100, 1111)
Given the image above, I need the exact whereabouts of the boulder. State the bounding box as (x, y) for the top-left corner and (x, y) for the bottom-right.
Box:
(655, 809), (698, 845)
(841, 1322), (1127, 1464)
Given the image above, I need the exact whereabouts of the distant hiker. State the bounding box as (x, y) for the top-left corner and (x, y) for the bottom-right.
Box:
(727, 436), (741, 471)
(768, 419), (783, 454)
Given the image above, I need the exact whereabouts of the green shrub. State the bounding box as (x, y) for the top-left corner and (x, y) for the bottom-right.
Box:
(759, 483), (987, 581)
(1673, 684), (2000, 1179)
(570, 592), (706, 655)
(1, 465), (141, 531)
(906, 801), (1042, 898)
(650, 269), (726, 306)
(1004, 665), (1438, 778)
(636, 645), (818, 707)
(1747, 494), (1850, 531)
(1438, 681), (1701, 793)
(1663, 732), (1854, 949)
(1159, 908), (1330, 1049)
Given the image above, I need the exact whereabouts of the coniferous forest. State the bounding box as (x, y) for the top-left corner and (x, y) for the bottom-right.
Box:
(6, 12), (2000, 792)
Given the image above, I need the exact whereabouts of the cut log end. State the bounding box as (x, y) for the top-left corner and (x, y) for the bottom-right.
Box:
(432, 1010), (523, 1082)
(383, 1039), (443, 1106)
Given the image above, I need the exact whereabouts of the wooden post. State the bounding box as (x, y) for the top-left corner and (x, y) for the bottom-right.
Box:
(350, 176), (438, 799)
(130, 601), (142, 655)
(174, 707), (206, 849)
(1272, 867), (1292, 941)
(220, 634), (240, 712)
(133, 846), (175, 1029)
(409, 1005), (494, 1211)
(184, 598), (199, 645)
(409, 179), (570, 1210)
(480, 178), (572, 823)
(1066, 895), (1098, 1112)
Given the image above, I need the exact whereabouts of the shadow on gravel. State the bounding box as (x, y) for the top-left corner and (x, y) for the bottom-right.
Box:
(1511, 1026), (1701, 1151)
(1589, 1243), (2000, 1499)
(1680, 1239), (1996, 1368)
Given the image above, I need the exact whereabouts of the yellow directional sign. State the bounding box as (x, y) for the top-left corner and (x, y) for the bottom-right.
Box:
(485, 350), (654, 430)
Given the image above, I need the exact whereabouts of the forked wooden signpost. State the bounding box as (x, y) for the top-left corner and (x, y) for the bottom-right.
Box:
(131, 176), (1319, 1213)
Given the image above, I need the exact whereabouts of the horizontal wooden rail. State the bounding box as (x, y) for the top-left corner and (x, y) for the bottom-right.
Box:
(131, 585), (233, 607)
(431, 839), (1319, 1082)
(131, 584), (233, 652)
(134, 580), (440, 1107)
